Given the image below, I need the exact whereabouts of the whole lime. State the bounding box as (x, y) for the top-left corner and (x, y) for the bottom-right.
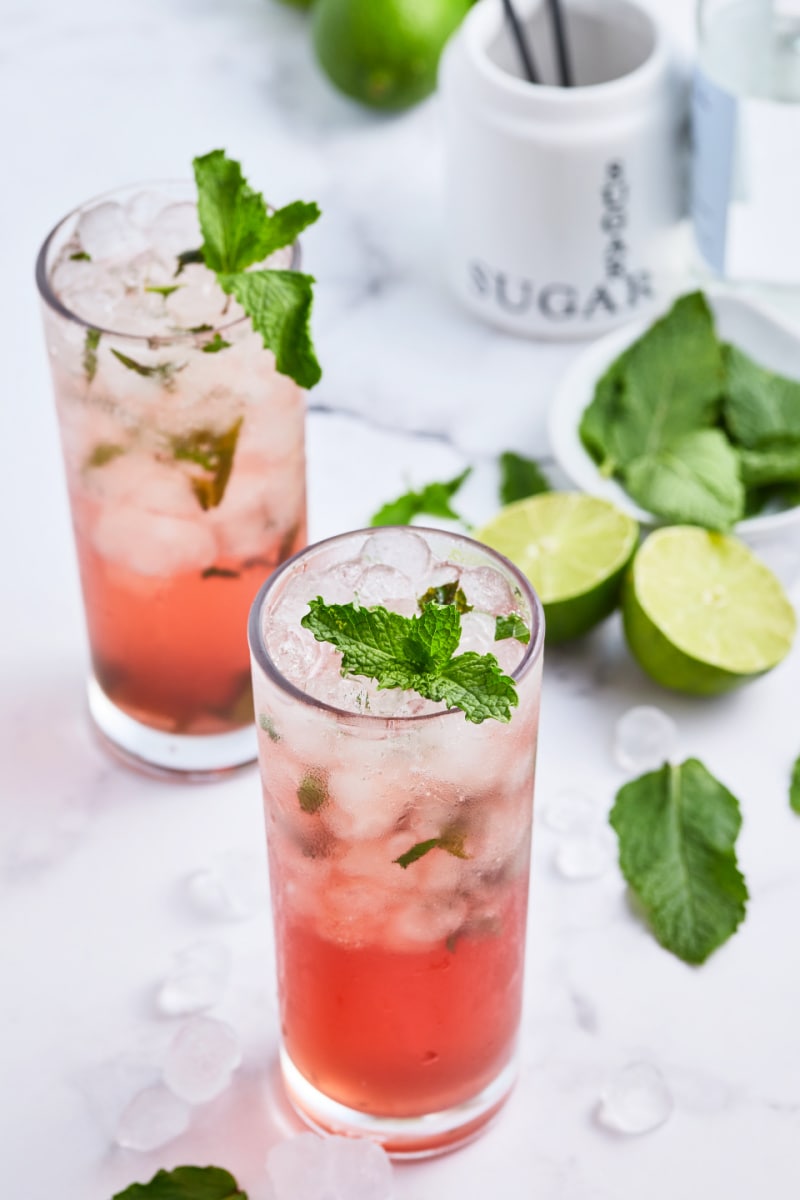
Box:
(312, 0), (471, 111)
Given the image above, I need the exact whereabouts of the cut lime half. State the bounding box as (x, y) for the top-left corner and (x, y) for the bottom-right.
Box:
(623, 526), (796, 694)
(476, 492), (639, 643)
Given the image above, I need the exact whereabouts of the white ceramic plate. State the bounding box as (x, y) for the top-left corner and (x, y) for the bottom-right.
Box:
(548, 289), (800, 543)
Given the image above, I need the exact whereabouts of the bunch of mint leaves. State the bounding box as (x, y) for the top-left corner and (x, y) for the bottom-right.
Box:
(113, 1166), (246, 1199)
(580, 291), (800, 532)
(189, 150), (321, 388)
(300, 594), (526, 724)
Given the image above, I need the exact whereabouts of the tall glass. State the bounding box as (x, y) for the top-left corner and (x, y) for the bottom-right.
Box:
(249, 527), (544, 1156)
(36, 183), (307, 777)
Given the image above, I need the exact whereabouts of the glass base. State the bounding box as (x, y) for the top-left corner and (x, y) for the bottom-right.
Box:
(279, 1046), (517, 1159)
(87, 676), (257, 781)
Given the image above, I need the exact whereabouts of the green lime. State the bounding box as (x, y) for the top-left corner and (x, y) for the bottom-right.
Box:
(623, 526), (796, 694)
(311, 0), (471, 111)
(475, 493), (639, 644)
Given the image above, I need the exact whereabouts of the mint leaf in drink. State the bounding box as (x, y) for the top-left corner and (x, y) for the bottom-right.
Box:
(609, 759), (748, 965)
(175, 247), (205, 276)
(84, 327), (101, 382)
(791, 755), (800, 815)
(71, 250), (91, 262)
(499, 451), (550, 504)
(298, 771), (328, 814)
(370, 467), (472, 527)
(86, 442), (125, 469)
(739, 442), (800, 487)
(201, 566), (240, 579)
(112, 1165), (246, 1199)
(394, 832), (469, 869)
(201, 332), (231, 354)
(622, 428), (745, 531)
(495, 612), (530, 644)
(194, 150), (319, 274)
(172, 418), (243, 510)
(580, 292), (725, 475)
(258, 712), (281, 742)
(301, 598), (518, 723)
(418, 581), (472, 614)
(111, 348), (186, 389)
(723, 343), (800, 448)
(145, 284), (181, 298)
(220, 270), (320, 388)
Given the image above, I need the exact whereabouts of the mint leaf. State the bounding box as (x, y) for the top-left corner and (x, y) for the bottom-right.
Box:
(175, 248), (205, 276)
(111, 348), (185, 389)
(86, 442), (125, 469)
(739, 442), (800, 487)
(580, 293), (725, 474)
(499, 451), (550, 504)
(298, 771), (328, 814)
(172, 419), (242, 510)
(723, 343), (800, 448)
(622, 428), (744, 531)
(201, 332), (231, 354)
(394, 832), (469, 869)
(84, 328), (101, 382)
(609, 759), (748, 965)
(370, 468), (472, 527)
(791, 755), (800, 815)
(495, 612), (530, 644)
(71, 250), (91, 262)
(220, 270), (320, 388)
(145, 284), (181, 298)
(112, 1165), (246, 1199)
(201, 566), (240, 579)
(418, 581), (472, 614)
(301, 598), (518, 723)
(258, 713), (281, 742)
(193, 150), (319, 274)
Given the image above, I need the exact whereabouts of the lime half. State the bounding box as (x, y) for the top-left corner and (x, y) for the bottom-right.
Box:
(476, 493), (639, 643)
(623, 526), (796, 694)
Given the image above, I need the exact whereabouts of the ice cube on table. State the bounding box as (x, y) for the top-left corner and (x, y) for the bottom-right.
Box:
(115, 1084), (190, 1151)
(613, 706), (678, 773)
(554, 830), (615, 880)
(265, 1132), (394, 1200)
(187, 851), (267, 921)
(156, 940), (231, 1015)
(77, 201), (148, 261)
(162, 1016), (242, 1104)
(542, 786), (596, 834)
(597, 1061), (674, 1135)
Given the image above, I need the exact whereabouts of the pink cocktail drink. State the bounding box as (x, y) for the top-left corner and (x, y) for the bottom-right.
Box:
(37, 183), (307, 775)
(249, 527), (544, 1155)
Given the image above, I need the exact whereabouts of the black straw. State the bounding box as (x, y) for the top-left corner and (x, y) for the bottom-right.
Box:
(501, 0), (539, 84)
(546, 0), (574, 86)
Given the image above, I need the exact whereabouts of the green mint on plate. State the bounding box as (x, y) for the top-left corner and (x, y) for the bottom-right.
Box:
(301, 597), (518, 723)
(623, 428), (744, 532)
(192, 150), (321, 388)
(609, 758), (748, 965)
(112, 1165), (246, 1199)
(369, 467), (472, 527)
(498, 451), (550, 505)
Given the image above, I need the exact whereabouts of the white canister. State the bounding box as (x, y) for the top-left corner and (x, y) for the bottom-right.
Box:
(440, 0), (686, 339)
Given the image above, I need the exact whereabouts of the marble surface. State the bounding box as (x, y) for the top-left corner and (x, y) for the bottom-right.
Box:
(4, 0), (800, 1196)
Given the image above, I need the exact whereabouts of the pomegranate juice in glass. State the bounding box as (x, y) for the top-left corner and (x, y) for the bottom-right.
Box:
(249, 526), (544, 1155)
(36, 183), (307, 776)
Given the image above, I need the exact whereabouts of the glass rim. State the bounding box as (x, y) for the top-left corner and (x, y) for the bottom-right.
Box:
(34, 178), (301, 346)
(248, 525), (545, 727)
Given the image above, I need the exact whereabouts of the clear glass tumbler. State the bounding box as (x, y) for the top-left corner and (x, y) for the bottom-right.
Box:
(36, 182), (307, 778)
(248, 526), (544, 1156)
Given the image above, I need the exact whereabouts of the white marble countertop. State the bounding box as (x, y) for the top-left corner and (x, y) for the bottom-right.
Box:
(4, 0), (800, 1196)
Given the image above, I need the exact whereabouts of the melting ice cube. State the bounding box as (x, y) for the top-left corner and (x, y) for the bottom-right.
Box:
(613, 706), (677, 773)
(265, 1132), (394, 1200)
(115, 1084), (190, 1152)
(162, 1016), (242, 1104)
(156, 940), (231, 1015)
(597, 1061), (674, 1135)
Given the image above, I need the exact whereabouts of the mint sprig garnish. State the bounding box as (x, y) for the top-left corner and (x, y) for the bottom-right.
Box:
(301, 598), (518, 723)
(112, 1165), (246, 1199)
(192, 150), (321, 388)
(499, 451), (550, 504)
(370, 467), (472, 527)
(609, 759), (748, 965)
